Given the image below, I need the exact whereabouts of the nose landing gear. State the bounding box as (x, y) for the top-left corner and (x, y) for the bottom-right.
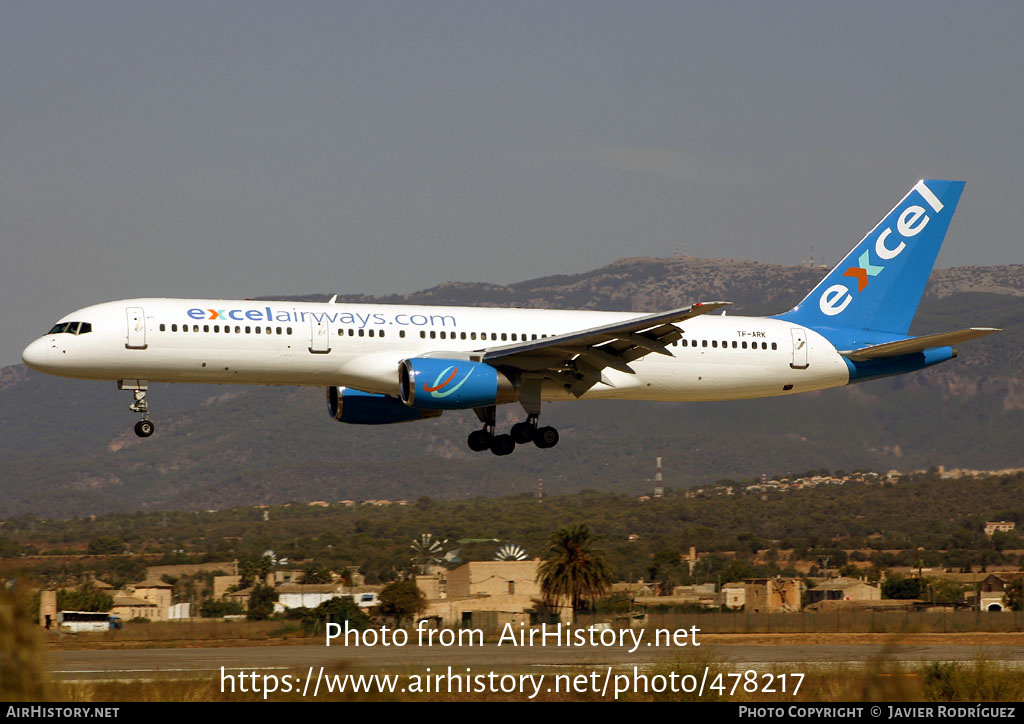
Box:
(120, 380), (155, 438)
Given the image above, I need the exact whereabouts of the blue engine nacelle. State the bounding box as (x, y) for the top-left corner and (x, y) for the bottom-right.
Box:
(399, 357), (517, 410)
(327, 386), (442, 425)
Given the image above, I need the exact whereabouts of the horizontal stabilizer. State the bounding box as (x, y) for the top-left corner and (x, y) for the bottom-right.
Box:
(840, 328), (1000, 361)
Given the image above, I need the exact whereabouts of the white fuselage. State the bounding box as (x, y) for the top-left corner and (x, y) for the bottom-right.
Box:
(22, 298), (851, 402)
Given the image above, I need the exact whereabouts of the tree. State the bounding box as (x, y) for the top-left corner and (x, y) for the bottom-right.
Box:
(300, 566), (333, 584)
(537, 525), (613, 612)
(247, 583), (278, 620)
(1003, 578), (1024, 611)
(87, 536), (126, 555)
(298, 597), (371, 633)
(56, 583), (113, 612)
(199, 599), (245, 618)
(882, 573), (923, 600)
(379, 580), (426, 624)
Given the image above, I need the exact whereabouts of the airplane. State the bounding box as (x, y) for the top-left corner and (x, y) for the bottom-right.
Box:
(21, 179), (1000, 456)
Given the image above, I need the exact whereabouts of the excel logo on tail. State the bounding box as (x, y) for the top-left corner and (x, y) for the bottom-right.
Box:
(423, 365), (474, 399)
(819, 180), (945, 317)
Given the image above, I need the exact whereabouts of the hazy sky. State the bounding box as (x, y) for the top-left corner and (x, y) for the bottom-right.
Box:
(2, 2), (1021, 366)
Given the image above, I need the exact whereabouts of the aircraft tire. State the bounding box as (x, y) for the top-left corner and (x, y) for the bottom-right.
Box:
(533, 426), (559, 449)
(467, 429), (493, 452)
(134, 420), (155, 438)
(510, 422), (534, 444)
(490, 434), (516, 456)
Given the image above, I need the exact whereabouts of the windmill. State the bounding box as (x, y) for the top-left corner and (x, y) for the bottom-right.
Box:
(411, 533), (447, 574)
(494, 544), (529, 561)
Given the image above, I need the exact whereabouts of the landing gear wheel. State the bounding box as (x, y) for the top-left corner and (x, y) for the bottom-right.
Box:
(490, 434), (516, 456)
(467, 429), (493, 452)
(134, 419), (155, 438)
(533, 426), (559, 449)
(510, 421), (535, 444)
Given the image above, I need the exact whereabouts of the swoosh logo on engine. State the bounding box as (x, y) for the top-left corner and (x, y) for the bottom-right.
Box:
(424, 367), (458, 392)
(424, 366), (473, 398)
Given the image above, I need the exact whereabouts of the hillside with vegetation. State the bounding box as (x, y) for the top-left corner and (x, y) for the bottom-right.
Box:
(0, 257), (1021, 517)
(3, 470), (1024, 591)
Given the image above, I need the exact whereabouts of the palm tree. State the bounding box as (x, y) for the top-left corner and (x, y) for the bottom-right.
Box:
(537, 525), (613, 613)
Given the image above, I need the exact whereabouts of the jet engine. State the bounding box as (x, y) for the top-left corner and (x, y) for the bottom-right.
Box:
(399, 358), (517, 410)
(327, 386), (442, 424)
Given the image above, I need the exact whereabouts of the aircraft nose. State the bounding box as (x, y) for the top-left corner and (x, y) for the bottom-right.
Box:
(21, 337), (50, 370)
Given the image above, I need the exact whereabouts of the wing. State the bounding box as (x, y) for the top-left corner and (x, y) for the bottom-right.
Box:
(477, 301), (731, 397)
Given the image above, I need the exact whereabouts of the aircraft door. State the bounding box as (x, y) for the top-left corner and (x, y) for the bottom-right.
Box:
(125, 307), (147, 350)
(309, 316), (331, 354)
(790, 328), (808, 369)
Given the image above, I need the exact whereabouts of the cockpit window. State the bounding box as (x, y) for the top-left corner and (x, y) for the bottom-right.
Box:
(47, 321), (92, 335)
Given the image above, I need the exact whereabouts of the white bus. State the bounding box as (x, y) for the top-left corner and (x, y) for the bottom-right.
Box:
(57, 611), (123, 632)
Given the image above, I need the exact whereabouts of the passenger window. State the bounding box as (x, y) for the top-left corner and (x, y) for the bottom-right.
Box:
(491, 333), (497, 341)
(160, 324), (166, 332)
(712, 340), (718, 348)
(399, 330), (406, 339)
(429, 331), (436, 339)
(461, 332), (467, 340)
(183, 325), (189, 333)
(255, 326), (261, 334)
(439, 331), (445, 339)
(511, 334), (517, 341)
(369, 329), (375, 337)
(470, 332), (477, 340)
(266, 327), (271, 335)
(741, 341), (747, 349)
(236, 326), (242, 334)
(287, 327), (292, 335)
(358, 329), (364, 337)
(771, 342), (777, 350)
(532, 334), (538, 340)
(245, 326), (251, 334)
(193, 325), (199, 332)
(420, 331), (426, 338)
(277, 327), (282, 335)
(203, 325), (209, 333)
(380, 330), (385, 338)
(224, 326), (230, 333)
(171, 324), (178, 332)
(214, 325), (220, 333)
(501, 333), (507, 341)
(701, 340), (707, 348)
(762, 342), (768, 350)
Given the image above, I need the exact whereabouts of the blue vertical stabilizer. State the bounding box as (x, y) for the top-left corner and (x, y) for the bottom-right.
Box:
(775, 180), (964, 336)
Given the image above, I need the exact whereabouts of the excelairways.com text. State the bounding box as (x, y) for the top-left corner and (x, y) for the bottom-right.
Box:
(187, 306), (457, 329)
(220, 665), (803, 700)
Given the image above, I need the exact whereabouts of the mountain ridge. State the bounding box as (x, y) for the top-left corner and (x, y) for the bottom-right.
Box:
(2, 256), (1020, 519)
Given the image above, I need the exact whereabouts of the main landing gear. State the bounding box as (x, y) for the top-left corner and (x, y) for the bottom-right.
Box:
(467, 407), (559, 456)
(120, 380), (155, 438)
